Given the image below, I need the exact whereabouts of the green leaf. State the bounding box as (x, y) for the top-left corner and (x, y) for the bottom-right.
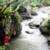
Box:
(4, 7), (12, 14)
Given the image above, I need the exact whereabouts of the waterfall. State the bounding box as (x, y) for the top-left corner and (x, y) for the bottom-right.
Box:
(9, 6), (50, 50)
(10, 19), (49, 50)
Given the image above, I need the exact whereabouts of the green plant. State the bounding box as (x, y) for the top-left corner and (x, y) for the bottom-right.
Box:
(0, 0), (25, 49)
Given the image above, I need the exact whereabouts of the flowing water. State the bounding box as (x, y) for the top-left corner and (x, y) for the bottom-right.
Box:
(9, 6), (50, 50)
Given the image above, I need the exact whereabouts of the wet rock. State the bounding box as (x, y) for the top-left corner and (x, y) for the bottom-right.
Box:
(48, 40), (50, 45)
(20, 12), (32, 20)
(31, 11), (38, 16)
(18, 6), (27, 14)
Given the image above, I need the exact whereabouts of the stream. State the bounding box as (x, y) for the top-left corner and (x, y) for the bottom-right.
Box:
(9, 6), (50, 50)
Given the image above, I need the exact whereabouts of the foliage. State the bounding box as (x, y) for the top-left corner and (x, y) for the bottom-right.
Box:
(31, 0), (42, 7)
(42, 0), (50, 6)
(0, 0), (22, 37)
(31, 0), (50, 7)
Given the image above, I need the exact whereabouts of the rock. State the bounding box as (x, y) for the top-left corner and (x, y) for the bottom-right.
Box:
(20, 12), (32, 20)
(31, 11), (38, 16)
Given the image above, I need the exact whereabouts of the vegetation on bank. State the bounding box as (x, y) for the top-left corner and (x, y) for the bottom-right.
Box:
(0, 0), (50, 50)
